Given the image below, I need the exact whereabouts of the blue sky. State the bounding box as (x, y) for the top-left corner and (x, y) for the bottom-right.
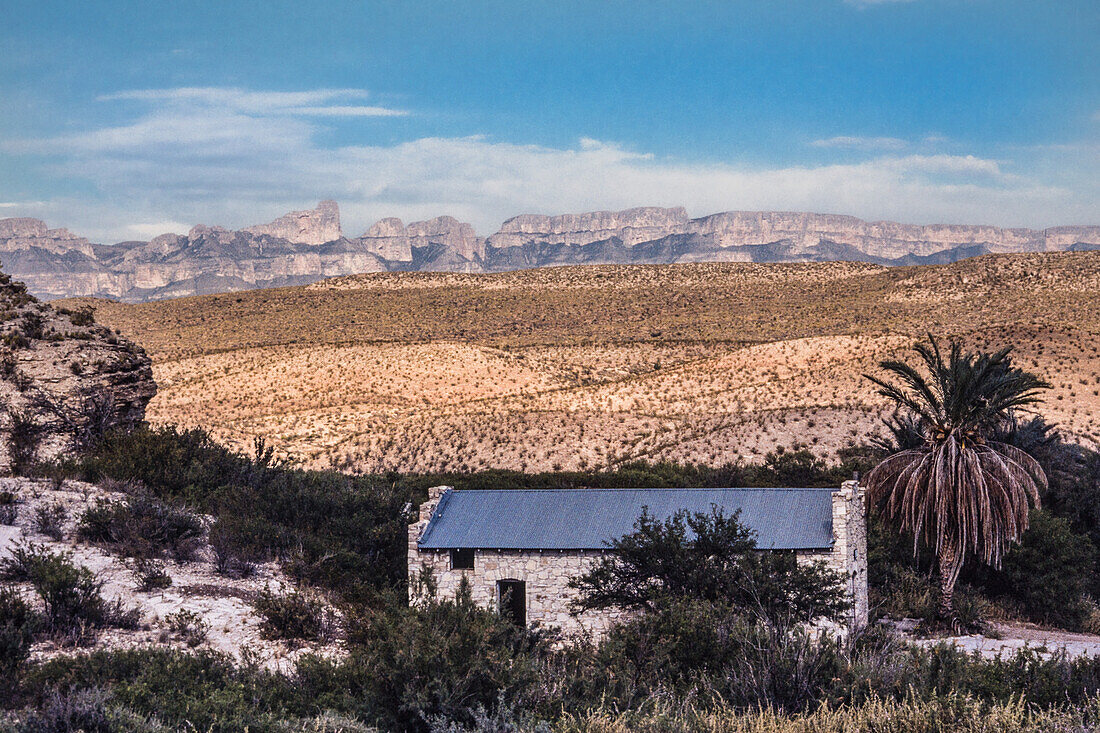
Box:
(1, 0), (1097, 241)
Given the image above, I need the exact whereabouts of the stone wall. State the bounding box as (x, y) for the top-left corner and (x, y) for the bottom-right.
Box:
(408, 483), (868, 637)
(813, 480), (869, 630)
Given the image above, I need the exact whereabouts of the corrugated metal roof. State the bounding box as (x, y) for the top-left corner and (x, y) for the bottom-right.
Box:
(418, 488), (834, 551)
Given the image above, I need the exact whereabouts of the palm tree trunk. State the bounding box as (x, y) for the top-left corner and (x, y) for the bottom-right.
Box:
(937, 543), (964, 623)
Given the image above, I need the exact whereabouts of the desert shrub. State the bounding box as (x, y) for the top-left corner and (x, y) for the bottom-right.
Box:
(2, 329), (30, 350)
(164, 609), (209, 647)
(66, 306), (96, 327)
(0, 541), (43, 582)
(253, 587), (333, 643)
(570, 507), (848, 628)
(871, 567), (990, 633)
(0, 490), (19, 525)
(0, 541), (136, 642)
(33, 502), (67, 541)
(77, 426), (261, 504)
(6, 410), (42, 475)
(428, 696), (550, 733)
(131, 559), (172, 592)
(78, 427), (412, 599)
(711, 625), (846, 713)
(330, 584), (554, 732)
(18, 312), (46, 340)
(23, 548), (106, 637)
(12, 687), (121, 732)
(20, 648), (297, 731)
(208, 515), (269, 578)
(978, 510), (1096, 630)
(0, 348), (17, 380)
(1, 585), (38, 704)
(586, 599), (843, 712)
(77, 495), (204, 561)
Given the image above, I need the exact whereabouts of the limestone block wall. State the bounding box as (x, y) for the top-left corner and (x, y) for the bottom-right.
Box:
(826, 481), (869, 630)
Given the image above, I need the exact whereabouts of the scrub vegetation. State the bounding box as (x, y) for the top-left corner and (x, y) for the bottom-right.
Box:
(2, 406), (1099, 730)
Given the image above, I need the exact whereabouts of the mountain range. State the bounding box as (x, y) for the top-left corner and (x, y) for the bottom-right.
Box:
(3, 201), (1099, 302)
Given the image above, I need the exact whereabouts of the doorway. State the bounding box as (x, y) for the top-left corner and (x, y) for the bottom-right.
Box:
(497, 579), (526, 626)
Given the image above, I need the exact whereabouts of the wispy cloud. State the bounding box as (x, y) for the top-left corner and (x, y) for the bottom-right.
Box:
(97, 86), (408, 118)
(844, 0), (916, 7)
(1, 86), (1094, 240)
(0, 201), (48, 208)
(811, 135), (908, 151)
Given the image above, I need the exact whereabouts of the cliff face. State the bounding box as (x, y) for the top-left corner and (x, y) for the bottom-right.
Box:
(242, 200), (341, 245)
(489, 207), (690, 248)
(0, 218), (96, 257)
(1, 201), (1098, 302)
(358, 215), (482, 262)
(0, 269), (156, 471)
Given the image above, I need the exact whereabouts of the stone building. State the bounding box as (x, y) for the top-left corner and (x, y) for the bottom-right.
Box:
(408, 482), (868, 637)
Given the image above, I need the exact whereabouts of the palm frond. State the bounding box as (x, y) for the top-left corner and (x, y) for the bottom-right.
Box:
(864, 336), (1048, 573)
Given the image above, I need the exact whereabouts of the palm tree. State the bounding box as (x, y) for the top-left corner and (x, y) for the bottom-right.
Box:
(864, 336), (1049, 624)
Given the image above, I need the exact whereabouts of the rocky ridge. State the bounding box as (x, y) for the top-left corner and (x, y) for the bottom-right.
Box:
(0, 268), (156, 470)
(243, 200), (341, 245)
(2, 201), (1098, 302)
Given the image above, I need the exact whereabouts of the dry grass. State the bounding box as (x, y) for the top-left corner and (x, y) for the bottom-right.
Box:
(65, 253), (1100, 472)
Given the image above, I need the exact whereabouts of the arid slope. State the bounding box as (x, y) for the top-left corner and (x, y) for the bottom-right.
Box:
(70, 254), (1100, 472)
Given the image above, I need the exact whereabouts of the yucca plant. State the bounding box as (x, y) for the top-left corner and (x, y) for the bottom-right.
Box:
(864, 337), (1049, 626)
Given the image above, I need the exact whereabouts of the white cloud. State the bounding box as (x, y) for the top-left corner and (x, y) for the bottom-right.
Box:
(97, 86), (407, 117)
(812, 135), (908, 151)
(291, 105), (408, 117)
(1, 86), (1095, 241)
(877, 154), (1002, 176)
(844, 0), (916, 6)
(125, 221), (190, 238)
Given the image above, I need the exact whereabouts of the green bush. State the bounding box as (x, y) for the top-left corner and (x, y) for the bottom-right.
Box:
(871, 567), (991, 633)
(19, 648), (295, 731)
(76, 427), (412, 600)
(13, 687), (121, 732)
(77, 494), (204, 562)
(0, 542), (137, 642)
(0, 585), (38, 704)
(980, 510), (1096, 630)
(570, 507), (848, 628)
(131, 559), (172, 592)
(32, 502), (66, 541)
(0, 490), (19, 525)
(333, 584), (555, 732)
(253, 587), (333, 643)
(588, 598), (840, 710)
(207, 515), (270, 578)
(164, 609), (209, 648)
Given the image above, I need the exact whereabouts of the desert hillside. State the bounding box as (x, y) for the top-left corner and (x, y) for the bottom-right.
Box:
(70, 253), (1100, 473)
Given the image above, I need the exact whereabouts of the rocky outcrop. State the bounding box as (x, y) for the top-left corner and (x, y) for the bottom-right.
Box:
(358, 215), (483, 262)
(489, 207), (690, 248)
(1, 202), (1098, 302)
(0, 269), (156, 471)
(684, 212), (1048, 259)
(243, 200), (341, 245)
(0, 218), (96, 257)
